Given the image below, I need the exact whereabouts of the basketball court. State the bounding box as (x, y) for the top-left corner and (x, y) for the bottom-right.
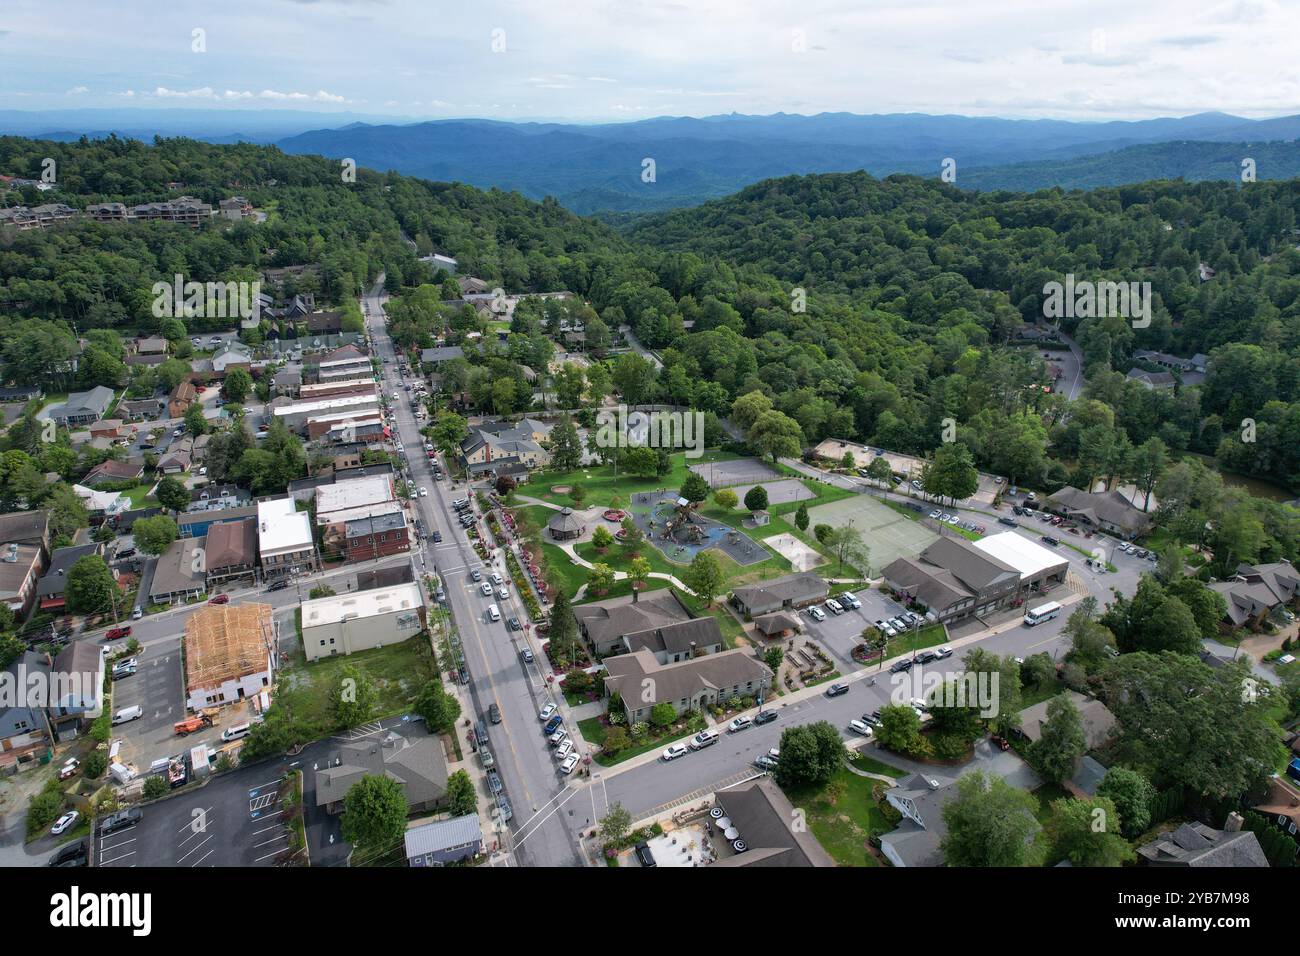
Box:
(689, 457), (780, 488)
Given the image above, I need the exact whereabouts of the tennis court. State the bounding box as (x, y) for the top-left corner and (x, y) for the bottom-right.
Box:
(806, 494), (937, 570)
(689, 457), (780, 488)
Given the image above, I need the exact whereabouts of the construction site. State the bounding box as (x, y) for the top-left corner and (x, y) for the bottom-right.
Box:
(183, 602), (277, 713)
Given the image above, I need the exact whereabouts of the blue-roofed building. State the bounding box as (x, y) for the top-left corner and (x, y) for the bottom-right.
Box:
(404, 814), (483, 866)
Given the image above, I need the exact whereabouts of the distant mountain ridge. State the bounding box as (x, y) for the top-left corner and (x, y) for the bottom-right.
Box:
(3, 108), (1299, 213)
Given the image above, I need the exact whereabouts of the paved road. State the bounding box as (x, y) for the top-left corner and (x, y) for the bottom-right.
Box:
(365, 282), (585, 867)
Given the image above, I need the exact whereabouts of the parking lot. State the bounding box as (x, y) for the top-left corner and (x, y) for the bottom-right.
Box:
(96, 763), (294, 867)
(795, 587), (911, 665)
(108, 636), (186, 769)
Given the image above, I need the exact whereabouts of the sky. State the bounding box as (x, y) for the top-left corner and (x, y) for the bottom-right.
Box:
(2, 0), (1298, 122)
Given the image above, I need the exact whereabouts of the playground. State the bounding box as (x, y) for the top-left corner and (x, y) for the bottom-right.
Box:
(629, 491), (770, 567)
(805, 494), (938, 570)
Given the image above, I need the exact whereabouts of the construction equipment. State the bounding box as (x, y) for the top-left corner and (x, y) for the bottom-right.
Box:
(173, 709), (218, 736)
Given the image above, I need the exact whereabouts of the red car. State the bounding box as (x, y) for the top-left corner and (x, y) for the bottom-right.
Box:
(104, 626), (131, 640)
(208, 594), (229, 605)
(195, 385), (207, 393)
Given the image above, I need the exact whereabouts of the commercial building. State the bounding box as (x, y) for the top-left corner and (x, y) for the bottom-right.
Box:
(183, 602), (275, 711)
(712, 778), (834, 867)
(257, 498), (318, 579)
(273, 393), (379, 433)
(149, 537), (208, 605)
(204, 518), (258, 587)
(315, 728), (447, 815)
(405, 814), (484, 867)
(300, 582), (425, 662)
(603, 648), (772, 725)
(730, 573), (829, 617)
(1043, 486), (1154, 539)
(0, 542), (46, 617)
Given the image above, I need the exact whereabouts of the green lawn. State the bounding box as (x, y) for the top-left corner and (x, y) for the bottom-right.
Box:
(781, 766), (899, 866)
(578, 715), (696, 767)
(848, 751), (908, 778)
(275, 635), (435, 736)
(120, 483), (156, 508)
(528, 449), (742, 510)
(885, 623), (948, 656)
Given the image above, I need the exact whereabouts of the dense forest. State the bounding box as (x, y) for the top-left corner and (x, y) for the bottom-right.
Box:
(5, 137), (1300, 572)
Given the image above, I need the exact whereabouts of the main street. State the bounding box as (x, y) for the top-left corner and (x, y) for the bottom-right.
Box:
(364, 282), (586, 867)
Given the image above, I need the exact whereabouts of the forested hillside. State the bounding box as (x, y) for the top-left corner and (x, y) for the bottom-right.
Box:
(5, 138), (1300, 569)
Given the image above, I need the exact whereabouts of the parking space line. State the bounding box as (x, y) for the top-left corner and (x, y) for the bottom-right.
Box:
(191, 848), (216, 867)
(177, 808), (214, 834)
(99, 849), (137, 865)
(177, 834), (214, 863)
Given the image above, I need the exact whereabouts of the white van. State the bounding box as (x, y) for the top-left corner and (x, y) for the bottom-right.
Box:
(486, 604), (501, 623)
(221, 723), (252, 742)
(111, 705), (143, 725)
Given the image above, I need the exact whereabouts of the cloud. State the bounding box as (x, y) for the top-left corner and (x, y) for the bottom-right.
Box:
(66, 85), (89, 95)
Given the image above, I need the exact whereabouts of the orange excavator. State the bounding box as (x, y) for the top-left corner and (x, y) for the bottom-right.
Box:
(173, 708), (220, 736)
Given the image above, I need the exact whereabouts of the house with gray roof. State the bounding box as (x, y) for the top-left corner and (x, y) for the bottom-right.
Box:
(1043, 485), (1153, 538)
(1137, 816), (1268, 867)
(149, 536), (207, 605)
(573, 589), (693, 657)
(729, 573), (828, 617)
(1126, 367), (1176, 389)
(712, 777), (834, 867)
(420, 345), (466, 365)
(879, 772), (963, 868)
(1016, 690), (1117, 751)
(315, 727), (448, 815)
(603, 647), (771, 724)
(35, 543), (103, 613)
(1211, 560), (1300, 629)
(45, 385), (114, 426)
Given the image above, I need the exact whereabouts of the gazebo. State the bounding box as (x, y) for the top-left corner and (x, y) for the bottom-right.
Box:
(547, 507), (586, 541)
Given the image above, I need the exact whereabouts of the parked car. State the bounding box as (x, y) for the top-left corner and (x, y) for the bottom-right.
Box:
(808, 606), (827, 622)
(825, 683), (850, 697)
(998, 517), (1017, 527)
(559, 752), (580, 774)
(266, 579), (289, 592)
(662, 743), (688, 761)
(688, 729), (720, 750)
(497, 586), (508, 600)
(753, 754), (779, 770)
(890, 658), (913, 673)
(111, 661), (137, 680)
(520, 648), (534, 664)
(727, 715), (752, 733)
(1040, 536), (1060, 547)
(486, 769), (504, 794)
(47, 840), (88, 867)
(470, 568), (482, 582)
(935, 646), (953, 659)
(508, 616), (522, 631)
(548, 727), (568, 747)
(862, 712), (882, 727)
(555, 740), (573, 760)
(480, 582), (493, 596)
(634, 841), (656, 867)
(849, 719), (874, 736)
(111, 705), (143, 725)
(488, 704), (501, 724)
(50, 810), (80, 836)
(104, 626), (131, 641)
(825, 598), (843, 615)
(208, 594), (229, 605)
(914, 650), (937, 665)
(99, 808), (142, 835)
(839, 592), (862, 610)
(543, 715), (563, 735)
(539, 703), (557, 722)
(753, 710), (778, 726)
(58, 758), (80, 780)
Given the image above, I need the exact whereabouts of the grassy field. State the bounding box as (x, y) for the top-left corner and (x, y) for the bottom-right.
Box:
(527, 449), (743, 510)
(276, 635), (435, 733)
(578, 716), (696, 767)
(120, 483), (156, 508)
(781, 766), (898, 866)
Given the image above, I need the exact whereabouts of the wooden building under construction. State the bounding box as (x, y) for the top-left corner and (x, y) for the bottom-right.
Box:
(183, 603), (276, 711)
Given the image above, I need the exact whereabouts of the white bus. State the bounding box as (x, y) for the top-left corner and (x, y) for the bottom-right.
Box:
(1023, 601), (1062, 627)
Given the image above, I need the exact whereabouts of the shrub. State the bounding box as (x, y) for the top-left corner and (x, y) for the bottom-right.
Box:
(143, 776), (168, 800)
(603, 726), (630, 753)
(83, 751), (107, 779)
(27, 779), (65, 837)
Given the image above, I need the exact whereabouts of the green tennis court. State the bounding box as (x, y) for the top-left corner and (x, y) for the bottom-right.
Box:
(806, 494), (937, 570)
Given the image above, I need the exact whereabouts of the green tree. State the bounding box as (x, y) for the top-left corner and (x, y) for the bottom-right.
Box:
(64, 555), (117, 615)
(184, 402), (208, 437)
(548, 417), (583, 471)
(590, 525), (614, 551)
(143, 775), (168, 800)
(1096, 766), (1155, 838)
(941, 771), (1045, 867)
(763, 646), (784, 672)
(743, 484), (768, 512)
(132, 515), (178, 556)
(587, 562), (616, 595)
(222, 367), (252, 403)
(713, 488), (738, 510)
(683, 551), (724, 606)
(627, 557), (651, 591)
(679, 471), (710, 504)
(875, 703), (929, 757)
(747, 409), (804, 462)
(340, 775), (407, 852)
(1046, 796), (1134, 867)
(794, 501), (809, 532)
(413, 680), (461, 733)
(154, 475), (190, 513)
(772, 720), (845, 789)
(649, 702), (676, 729)
(83, 751), (107, 779)
(599, 802), (633, 845)
(1027, 693), (1086, 784)
(332, 665), (377, 730)
(445, 769), (477, 817)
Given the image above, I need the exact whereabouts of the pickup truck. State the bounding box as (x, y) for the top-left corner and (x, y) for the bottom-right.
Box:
(104, 626), (132, 640)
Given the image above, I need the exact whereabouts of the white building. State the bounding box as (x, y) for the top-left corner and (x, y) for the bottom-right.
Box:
(315, 475), (395, 524)
(300, 583), (426, 662)
(272, 393), (380, 432)
(257, 497), (318, 578)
